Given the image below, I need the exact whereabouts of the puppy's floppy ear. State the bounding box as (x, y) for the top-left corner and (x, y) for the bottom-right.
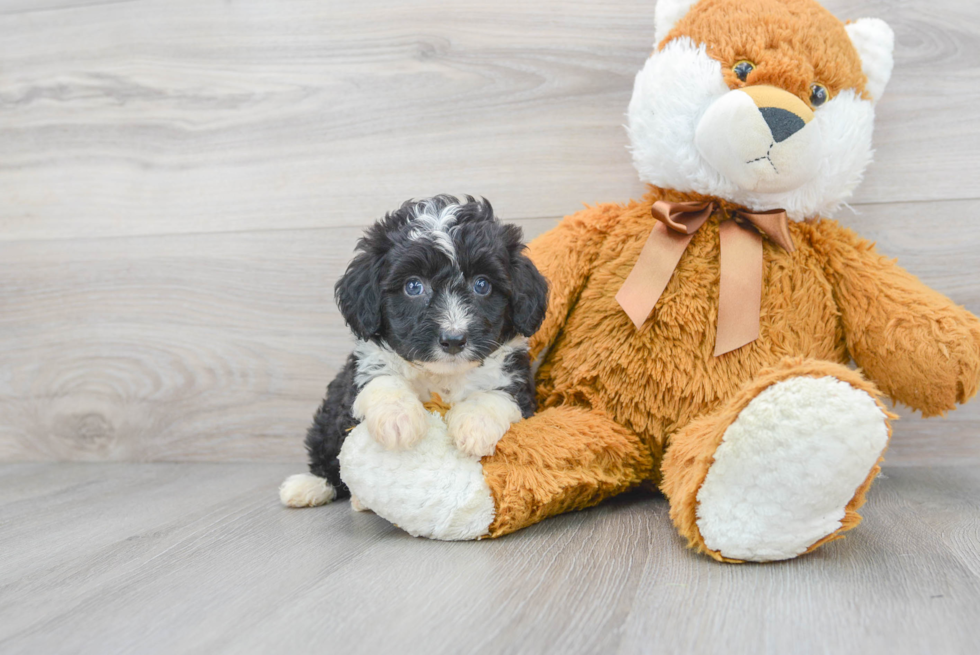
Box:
(509, 249), (549, 337)
(334, 252), (384, 340)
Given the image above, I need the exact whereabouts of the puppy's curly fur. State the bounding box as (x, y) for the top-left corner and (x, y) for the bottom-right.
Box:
(280, 195), (548, 507)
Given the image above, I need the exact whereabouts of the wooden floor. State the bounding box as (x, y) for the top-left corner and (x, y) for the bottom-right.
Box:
(1, 463), (978, 655)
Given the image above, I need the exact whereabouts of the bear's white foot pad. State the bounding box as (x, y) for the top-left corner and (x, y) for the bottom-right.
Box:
(279, 473), (336, 508)
(696, 375), (889, 562)
(339, 411), (495, 541)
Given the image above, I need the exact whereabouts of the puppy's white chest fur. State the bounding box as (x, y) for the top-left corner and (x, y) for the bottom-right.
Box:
(350, 337), (526, 458)
(352, 337), (524, 404)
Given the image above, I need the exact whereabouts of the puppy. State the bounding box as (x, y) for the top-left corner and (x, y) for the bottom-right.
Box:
(279, 195), (549, 508)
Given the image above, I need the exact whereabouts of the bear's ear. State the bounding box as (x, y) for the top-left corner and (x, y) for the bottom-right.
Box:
(846, 18), (895, 103)
(654, 0), (701, 45)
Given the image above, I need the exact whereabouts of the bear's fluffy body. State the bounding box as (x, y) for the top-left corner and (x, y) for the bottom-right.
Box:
(326, 0), (980, 562)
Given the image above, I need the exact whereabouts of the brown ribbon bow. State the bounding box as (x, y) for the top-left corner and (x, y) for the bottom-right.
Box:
(615, 200), (795, 356)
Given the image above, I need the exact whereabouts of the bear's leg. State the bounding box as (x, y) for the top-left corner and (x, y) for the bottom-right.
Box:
(339, 404), (653, 540)
(661, 358), (894, 563)
(483, 405), (655, 538)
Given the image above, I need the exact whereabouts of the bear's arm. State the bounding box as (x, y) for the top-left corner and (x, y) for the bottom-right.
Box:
(811, 220), (980, 416)
(525, 203), (622, 361)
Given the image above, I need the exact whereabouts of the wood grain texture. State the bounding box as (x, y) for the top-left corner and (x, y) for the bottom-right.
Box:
(1, 0), (978, 464)
(0, 463), (978, 655)
(1, 0), (979, 241)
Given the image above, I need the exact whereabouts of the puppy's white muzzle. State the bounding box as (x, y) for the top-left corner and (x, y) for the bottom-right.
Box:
(695, 85), (821, 194)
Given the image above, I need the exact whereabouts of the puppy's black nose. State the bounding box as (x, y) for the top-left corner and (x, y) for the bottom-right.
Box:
(439, 331), (467, 355)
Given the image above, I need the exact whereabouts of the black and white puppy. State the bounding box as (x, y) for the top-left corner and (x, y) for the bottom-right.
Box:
(279, 195), (549, 508)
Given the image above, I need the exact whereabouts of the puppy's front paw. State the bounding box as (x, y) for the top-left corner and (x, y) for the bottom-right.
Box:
(352, 376), (429, 450)
(448, 414), (507, 458)
(447, 392), (522, 458)
(365, 397), (429, 450)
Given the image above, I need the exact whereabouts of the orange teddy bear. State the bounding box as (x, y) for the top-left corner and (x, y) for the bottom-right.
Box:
(339, 0), (980, 562)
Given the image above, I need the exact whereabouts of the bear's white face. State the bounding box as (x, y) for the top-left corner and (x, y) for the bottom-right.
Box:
(627, 9), (893, 220)
(694, 83), (823, 194)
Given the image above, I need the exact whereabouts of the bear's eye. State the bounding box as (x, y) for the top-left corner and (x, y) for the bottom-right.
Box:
(404, 277), (426, 297)
(472, 276), (492, 296)
(810, 83), (828, 107)
(733, 60), (755, 82)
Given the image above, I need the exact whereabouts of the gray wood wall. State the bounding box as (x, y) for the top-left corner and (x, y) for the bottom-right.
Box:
(2, 0), (978, 465)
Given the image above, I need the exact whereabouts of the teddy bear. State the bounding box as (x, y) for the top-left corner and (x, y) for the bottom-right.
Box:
(338, 0), (980, 561)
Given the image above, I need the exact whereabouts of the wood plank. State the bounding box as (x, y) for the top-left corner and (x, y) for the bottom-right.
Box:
(1, 0), (979, 242)
(0, 0), (651, 240)
(2, 201), (978, 465)
(0, 463), (977, 654)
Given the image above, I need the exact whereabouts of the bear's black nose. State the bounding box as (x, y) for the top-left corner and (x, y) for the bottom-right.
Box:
(759, 107), (806, 143)
(439, 331), (467, 355)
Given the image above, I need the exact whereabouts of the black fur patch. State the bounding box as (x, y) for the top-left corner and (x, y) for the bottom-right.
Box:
(304, 354), (358, 499)
(501, 348), (537, 419)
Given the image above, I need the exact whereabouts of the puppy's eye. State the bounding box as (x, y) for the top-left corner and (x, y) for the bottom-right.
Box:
(733, 60), (755, 82)
(809, 83), (828, 107)
(404, 277), (425, 297)
(472, 276), (491, 296)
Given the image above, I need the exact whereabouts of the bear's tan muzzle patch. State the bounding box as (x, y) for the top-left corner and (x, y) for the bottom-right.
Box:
(740, 85), (814, 124)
